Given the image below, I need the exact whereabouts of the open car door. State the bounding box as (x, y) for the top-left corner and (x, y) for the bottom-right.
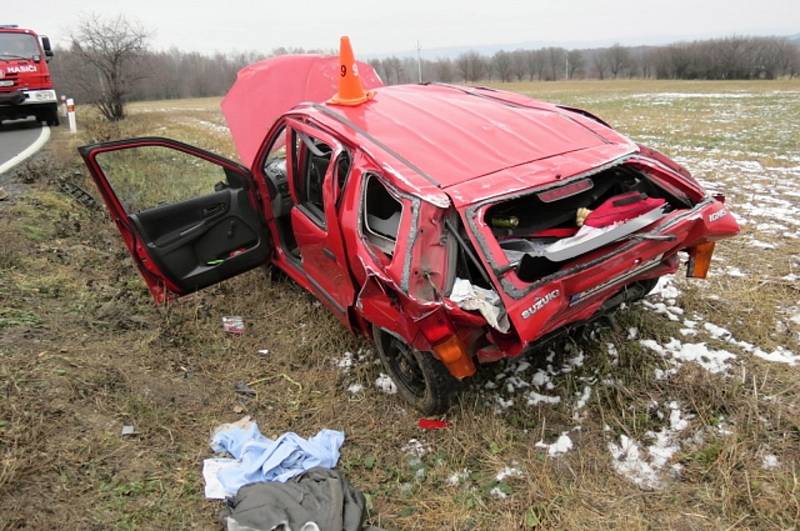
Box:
(79, 137), (271, 303)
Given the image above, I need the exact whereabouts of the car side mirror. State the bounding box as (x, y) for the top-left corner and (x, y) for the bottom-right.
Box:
(41, 36), (54, 59)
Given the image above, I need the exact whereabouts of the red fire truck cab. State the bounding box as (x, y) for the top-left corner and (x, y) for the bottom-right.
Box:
(0, 25), (59, 126)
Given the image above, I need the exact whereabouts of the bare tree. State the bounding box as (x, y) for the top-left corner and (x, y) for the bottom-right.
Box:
(456, 52), (486, 82)
(510, 50), (529, 80)
(493, 50), (513, 82)
(434, 58), (456, 83)
(590, 50), (607, 80)
(567, 50), (585, 79)
(603, 43), (632, 78)
(71, 14), (150, 121)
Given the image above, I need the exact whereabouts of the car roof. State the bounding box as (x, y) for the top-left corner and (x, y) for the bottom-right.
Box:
(300, 83), (633, 202)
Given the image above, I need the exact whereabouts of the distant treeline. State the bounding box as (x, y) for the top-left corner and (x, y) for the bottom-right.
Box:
(371, 36), (800, 84)
(51, 35), (799, 104)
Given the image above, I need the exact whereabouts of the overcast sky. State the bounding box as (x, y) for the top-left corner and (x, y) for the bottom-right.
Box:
(8, 0), (800, 56)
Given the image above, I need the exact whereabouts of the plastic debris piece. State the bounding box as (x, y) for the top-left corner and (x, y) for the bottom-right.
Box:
(121, 425), (137, 436)
(418, 418), (449, 430)
(222, 316), (245, 334)
(450, 277), (510, 333)
(257, 349), (270, 356)
(234, 382), (256, 398)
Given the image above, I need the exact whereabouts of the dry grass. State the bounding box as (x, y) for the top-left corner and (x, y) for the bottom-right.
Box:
(1, 80), (799, 530)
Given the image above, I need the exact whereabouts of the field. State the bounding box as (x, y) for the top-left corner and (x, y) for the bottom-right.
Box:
(1, 79), (799, 529)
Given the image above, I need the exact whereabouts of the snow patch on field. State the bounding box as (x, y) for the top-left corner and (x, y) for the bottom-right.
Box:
(496, 465), (523, 481)
(762, 454), (780, 470)
(447, 468), (470, 486)
(334, 348), (372, 373)
(640, 338), (736, 376)
(347, 383), (364, 395)
(374, 373), (398, 394)
(536, 432), (574, 457)
(699, 322), (800, 366)
(608, 402), (692, 489)
(401, 438), (430, 457)
(194, 119), (229, 134)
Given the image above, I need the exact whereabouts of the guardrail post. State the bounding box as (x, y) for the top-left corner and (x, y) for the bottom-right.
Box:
(66, 98), (77, 134)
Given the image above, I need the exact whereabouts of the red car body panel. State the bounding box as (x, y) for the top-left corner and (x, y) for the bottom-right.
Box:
(80, 54), (740, 387)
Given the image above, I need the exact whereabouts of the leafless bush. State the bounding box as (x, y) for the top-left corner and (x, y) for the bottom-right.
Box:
(68, 14), (150, 121)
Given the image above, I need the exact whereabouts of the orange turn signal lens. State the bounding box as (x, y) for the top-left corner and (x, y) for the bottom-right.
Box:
(687, 241), (716, 279)
(432, 335), (476, 379)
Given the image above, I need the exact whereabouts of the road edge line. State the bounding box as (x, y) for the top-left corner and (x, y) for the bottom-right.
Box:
(0, 125), (51, 176)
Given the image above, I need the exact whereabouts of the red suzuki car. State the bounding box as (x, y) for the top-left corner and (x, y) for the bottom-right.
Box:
(79, 38), (739, 413)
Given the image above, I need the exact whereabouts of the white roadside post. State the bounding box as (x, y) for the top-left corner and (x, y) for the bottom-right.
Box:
(66, 98), (77, 134)
(60, 94), (67, 120)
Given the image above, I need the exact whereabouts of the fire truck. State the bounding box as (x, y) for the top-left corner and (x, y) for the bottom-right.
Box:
(0, 25), (58, 126)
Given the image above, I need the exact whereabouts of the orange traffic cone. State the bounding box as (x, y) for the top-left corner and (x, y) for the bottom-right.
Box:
(328, 36), (374, 106)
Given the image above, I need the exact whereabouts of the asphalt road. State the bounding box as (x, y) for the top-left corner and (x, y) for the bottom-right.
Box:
(0, 120), (50, 177)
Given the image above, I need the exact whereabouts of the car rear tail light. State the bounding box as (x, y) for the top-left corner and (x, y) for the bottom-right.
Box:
(417, 308), (476, 379)
(432, 335), (476, 379)
(686, 241), (716, 279)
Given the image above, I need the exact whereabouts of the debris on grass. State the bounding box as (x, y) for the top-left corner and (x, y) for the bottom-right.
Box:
(234, 382), (257, 398)
(418, 418), (449, 430)
(222, 316), (245, 334)
(256, 348), (270, 356)
(121, 424), (137, 437)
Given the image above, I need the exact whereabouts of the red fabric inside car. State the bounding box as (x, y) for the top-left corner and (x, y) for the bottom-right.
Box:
(529, 227), (579, 238)
(583, 192), (665, 228)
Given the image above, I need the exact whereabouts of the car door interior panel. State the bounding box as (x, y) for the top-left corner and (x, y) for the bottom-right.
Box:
(129, 187), (265, 292)
(79, 138), (270, 299)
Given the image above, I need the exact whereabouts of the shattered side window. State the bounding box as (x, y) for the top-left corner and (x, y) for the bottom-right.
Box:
(334, 150), (351, 208)
(363, 174), (402, 256)
(292, 131), (332, 226)
(262, 127), (288, 170)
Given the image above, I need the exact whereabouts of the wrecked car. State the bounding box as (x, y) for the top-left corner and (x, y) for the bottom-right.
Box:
(79, 37), (740, 414)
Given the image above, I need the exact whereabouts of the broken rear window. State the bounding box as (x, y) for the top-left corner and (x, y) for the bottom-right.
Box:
(482, 163), (691, 283)
(363, 174), (402, 257)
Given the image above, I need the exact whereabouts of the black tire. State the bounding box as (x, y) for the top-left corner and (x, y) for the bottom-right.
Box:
(46, 106), (60, 126)
(372, 326), (458, 414)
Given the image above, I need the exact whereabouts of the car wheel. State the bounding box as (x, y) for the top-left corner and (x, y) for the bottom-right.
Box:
(372, 326), (458, 415)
